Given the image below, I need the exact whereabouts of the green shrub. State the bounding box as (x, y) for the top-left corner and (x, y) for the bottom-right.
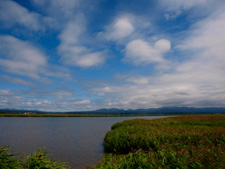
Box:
(0, 146), (22, 169)
(0, 146), (70, 169)
(24, 148), (69, 169)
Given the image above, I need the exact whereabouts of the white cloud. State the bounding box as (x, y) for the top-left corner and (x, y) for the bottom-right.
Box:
(98, 14), (155, 44)
(73, 99), (91, 105)
(94, 72), (225, 109)
(58, 20), (84, 45)
(92, 6), (225, 109)
(0, 89), (94, 111)
(0, 86), (96, 111)
(0, 75), (35, 86)
(164, 10), (182, 20)
(176, 6), (225, 85)
(160, 0), (207, 11)
(102, 16), (134, 41)
(160, 0), (209, 19)
(0, 89), (24, 109)
(125, 39), (171, 65)
(24, 87), (74, 99)
(58, 19), (105, 68)
(0, 0), (43, 31)
(154, 39), (171, 53)
(0, 35), (47, 79)
(179, 7), (225, 59)
(75, 52), (105, 68)
(1, 0), (224, 111)
(103, 87), (113, 92)
(127, 77), (149, 85)
(31, 0), (80, 20)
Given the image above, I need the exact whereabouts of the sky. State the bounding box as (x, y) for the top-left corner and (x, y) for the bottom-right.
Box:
(0, 0), (225, 112)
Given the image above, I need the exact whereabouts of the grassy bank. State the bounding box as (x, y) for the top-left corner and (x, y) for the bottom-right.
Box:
(0, 146), (70, 169)
(93, 114), (225, 168)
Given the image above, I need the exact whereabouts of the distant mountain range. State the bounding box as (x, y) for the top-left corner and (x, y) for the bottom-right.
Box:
(89, 107), (225, 114)
(1, 107), (225, 115)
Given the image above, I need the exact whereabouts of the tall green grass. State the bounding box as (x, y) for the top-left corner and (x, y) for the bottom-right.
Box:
(93, 115), (225, 168)
(0, 146), (70, 169)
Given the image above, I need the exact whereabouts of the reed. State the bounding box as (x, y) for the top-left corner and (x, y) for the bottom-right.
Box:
(0, 146), (70, 169)
(93, 115), (225, 168)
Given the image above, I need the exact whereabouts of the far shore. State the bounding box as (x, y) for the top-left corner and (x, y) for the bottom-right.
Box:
(0, 113), (171, 117)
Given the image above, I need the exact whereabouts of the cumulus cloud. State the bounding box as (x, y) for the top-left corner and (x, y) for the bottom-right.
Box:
(74, 52), (105, 68)
(0, 89), (25, 109)
(101, 16), (134, 41)
(58, 18), (105, 68)
(0, 35), (47, 79)
(0, 89), (93, 111)
(125, 39), (171, 65)
(1, 0), (224, 111)
(0, 0), (44, 31)
(92, 6), (225, 109)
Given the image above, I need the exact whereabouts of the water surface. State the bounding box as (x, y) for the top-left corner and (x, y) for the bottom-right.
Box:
(0, 116), (167, 168)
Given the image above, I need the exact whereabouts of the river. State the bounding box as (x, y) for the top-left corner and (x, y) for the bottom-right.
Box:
(0, 116), (167, 168)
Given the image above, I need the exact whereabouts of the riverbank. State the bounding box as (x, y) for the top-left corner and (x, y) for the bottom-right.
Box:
(0, 146), (70, 169)
(1, 115), (224, 168)
(0, 116), (166, 168)
(92, 114), (225, 168)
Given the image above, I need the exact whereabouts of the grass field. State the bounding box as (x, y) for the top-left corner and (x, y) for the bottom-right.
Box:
(92, 114), (225, 168)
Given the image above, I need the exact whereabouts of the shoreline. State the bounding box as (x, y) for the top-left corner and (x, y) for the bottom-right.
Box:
(93, 114), (225, 168)
(0, 114), (172, 117)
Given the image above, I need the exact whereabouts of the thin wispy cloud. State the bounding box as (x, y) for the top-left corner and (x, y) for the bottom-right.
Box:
(0, 35), (47, 79)
(58, 16), (106, 68)
(0, 0), (42, 31)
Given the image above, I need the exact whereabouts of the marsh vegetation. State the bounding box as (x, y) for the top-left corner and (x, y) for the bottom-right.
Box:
(0, 146), (70, 169)
(93, 115), (225, 168)
(1, 115), (224, 168)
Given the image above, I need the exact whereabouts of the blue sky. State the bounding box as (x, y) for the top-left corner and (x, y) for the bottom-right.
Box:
(0, 0), (225, 111)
